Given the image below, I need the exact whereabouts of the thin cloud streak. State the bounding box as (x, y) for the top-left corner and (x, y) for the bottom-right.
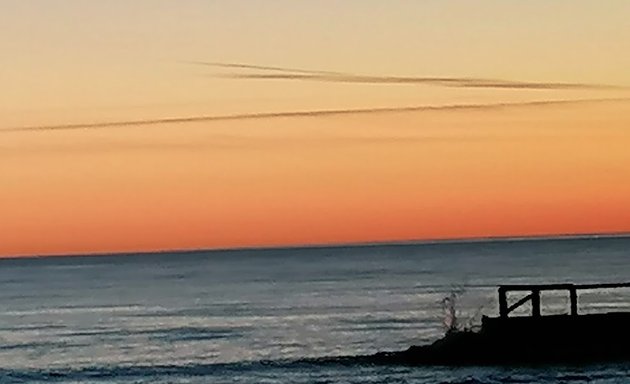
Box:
(219, 73), (625, 90)
(3, 98), (629, 134)
(1, 135), (493, 157)
(187, 61), (345, 76)
(194, 61), (627, 90)
(218, 73), (477, 83)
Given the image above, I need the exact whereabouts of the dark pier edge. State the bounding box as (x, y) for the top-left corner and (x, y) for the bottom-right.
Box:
(368, 281), (630, 365)
(498, 282), (630, 318)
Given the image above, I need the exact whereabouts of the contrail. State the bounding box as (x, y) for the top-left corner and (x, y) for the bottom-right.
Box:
(217, 73), (625, 90)
(3, 98), (629, 134)
(217, 73), (478, 84)
(193, 61), (627, 90)
(457, 81), (621, 90)
(186, 61), (346, 76)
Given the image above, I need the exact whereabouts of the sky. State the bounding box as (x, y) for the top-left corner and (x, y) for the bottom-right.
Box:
(1, 1), (630, 257)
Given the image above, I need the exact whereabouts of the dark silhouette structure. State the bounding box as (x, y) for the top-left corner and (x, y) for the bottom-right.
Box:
(368, 282), (630, 365)
(498, 282), (630, 318)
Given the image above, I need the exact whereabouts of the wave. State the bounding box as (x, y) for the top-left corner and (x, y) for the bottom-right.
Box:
(2, 358), (630, 383)
(0, 341), (89, 352)
(0, 358), (369, 381)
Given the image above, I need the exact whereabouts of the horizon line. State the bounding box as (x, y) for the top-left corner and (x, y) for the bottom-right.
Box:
(3, 231), (630, 260)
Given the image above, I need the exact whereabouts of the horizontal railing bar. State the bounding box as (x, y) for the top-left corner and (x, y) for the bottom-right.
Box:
(499, 282), (630, 292)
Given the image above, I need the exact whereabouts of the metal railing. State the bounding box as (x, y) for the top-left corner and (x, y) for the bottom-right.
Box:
(498, 282), (630, 318)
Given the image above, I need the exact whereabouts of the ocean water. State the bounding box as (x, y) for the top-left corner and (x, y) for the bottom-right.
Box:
(2, 237), (630, 383)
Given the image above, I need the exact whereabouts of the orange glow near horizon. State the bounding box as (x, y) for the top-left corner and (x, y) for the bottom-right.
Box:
(2, 101), (630, 257)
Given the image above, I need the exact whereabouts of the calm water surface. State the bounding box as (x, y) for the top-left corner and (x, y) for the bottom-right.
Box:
(1, 237), (630, 383)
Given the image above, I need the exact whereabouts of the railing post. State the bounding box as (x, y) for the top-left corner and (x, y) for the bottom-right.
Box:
(531, 289), (541, 317)
(569, 287), (578, 315)
(499, 287), (508, 318)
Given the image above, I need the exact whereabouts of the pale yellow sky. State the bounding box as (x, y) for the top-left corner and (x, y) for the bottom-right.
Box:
(2, 1), (630, 121)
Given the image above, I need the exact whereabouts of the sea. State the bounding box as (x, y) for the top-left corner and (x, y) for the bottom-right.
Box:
(2, 236), (630, 383)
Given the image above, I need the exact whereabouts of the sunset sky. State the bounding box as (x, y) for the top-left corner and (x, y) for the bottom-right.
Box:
(2, 1), (630, 257)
